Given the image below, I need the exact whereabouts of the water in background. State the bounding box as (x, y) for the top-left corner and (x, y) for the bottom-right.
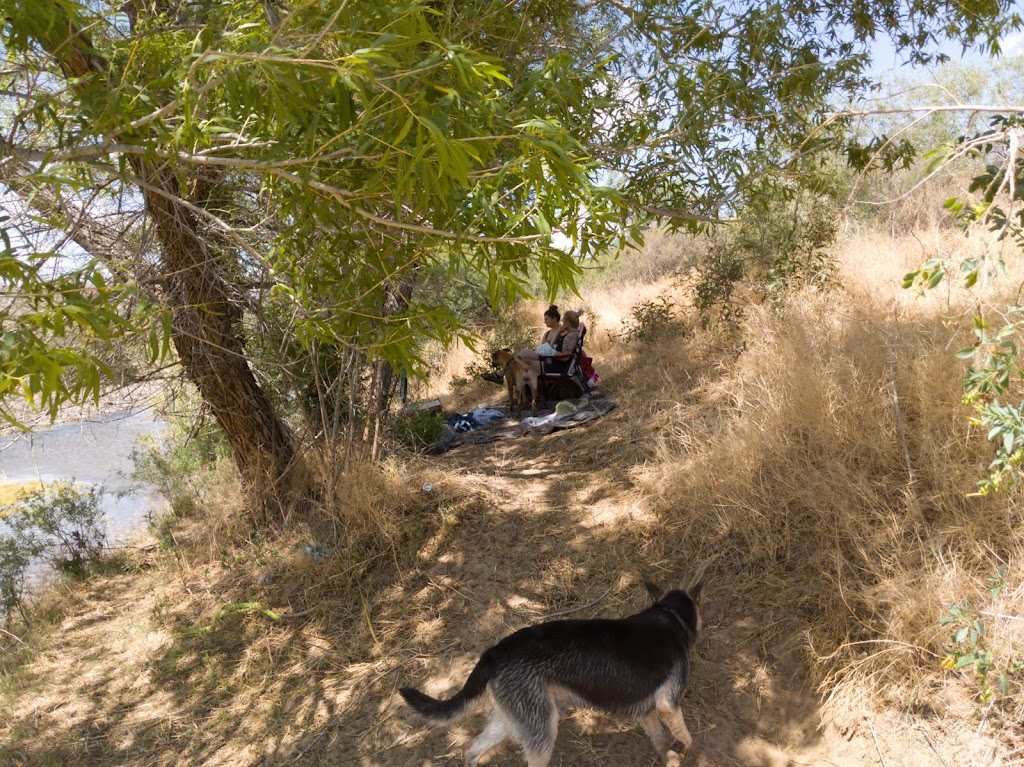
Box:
(0, 409), (168, 544)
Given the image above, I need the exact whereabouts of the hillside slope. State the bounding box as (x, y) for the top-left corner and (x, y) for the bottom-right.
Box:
(2, 229), (1021, 767)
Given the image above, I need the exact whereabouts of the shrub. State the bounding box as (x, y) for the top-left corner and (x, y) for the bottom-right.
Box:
(617, 295), (687, 343)
(132, 415), (232, 517)
(0, 481), (106, 624)
(693, 179), (840, 327)
(389, 409), (447, 452)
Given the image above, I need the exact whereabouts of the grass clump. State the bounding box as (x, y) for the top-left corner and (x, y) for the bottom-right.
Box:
(627, 242), (1024, 737)
(390, 409), (447, 453)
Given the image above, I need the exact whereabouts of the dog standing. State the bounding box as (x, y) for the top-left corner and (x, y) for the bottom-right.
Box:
(490, 348), (539, 418)
(400, 583), (703, 767)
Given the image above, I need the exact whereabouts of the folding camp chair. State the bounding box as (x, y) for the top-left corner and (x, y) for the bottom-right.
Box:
(538, 325), (591, 401)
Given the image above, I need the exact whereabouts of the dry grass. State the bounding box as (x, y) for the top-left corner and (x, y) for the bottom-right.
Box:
(0, 481), (45, 507)
(622, 228), (1024, 744)
(3, 224), (1024, 766)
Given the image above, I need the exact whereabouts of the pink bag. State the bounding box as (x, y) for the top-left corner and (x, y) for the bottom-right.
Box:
(578, 352), (600, 388)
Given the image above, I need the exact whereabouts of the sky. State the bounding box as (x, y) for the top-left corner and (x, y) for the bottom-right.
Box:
(869, 4), (1024, 77)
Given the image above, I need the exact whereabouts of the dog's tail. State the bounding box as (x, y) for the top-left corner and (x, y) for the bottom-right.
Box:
(399, 652), (495, 722)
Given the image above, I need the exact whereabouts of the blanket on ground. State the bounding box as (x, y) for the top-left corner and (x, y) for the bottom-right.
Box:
(426, 393), (615, 455)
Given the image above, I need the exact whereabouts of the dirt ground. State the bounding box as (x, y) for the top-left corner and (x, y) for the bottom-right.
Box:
(345, 418), (985, 767)
(3, 391), (999, 767)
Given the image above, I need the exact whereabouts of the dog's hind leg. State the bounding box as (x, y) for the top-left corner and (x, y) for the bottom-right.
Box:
(492, 682), (557, 767)
(639, 709), (674, 757)
(654, 689), (692, 765)
(521, 705), (557, 767)
(464, 711), (511, 767)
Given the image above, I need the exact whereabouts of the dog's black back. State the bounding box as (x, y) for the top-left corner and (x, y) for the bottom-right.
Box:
(484, 590), (698, 712)
(401, 586), (701, 720)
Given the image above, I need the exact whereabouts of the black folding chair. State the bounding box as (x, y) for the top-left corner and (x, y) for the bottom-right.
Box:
(538, 325), (590, 401)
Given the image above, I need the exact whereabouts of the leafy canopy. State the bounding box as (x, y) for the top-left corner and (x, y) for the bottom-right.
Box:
(0, 0), (1019, 423)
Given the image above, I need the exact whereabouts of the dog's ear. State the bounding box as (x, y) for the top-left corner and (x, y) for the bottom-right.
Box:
(688, 581), (704, 607)
(643, 579), (664, 604)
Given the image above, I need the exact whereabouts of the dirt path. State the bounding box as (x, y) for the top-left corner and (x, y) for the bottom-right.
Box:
(1, 404), (982, 767)
(342, 416), (897, 767)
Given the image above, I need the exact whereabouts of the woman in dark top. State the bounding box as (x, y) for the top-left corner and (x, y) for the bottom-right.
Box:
(538, 305), (561, 347)
(518, 310), (580, 375)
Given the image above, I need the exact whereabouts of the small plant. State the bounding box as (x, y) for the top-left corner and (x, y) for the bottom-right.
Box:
(694, 248), (745, 322)
(178, 601), (282, 636)
(0, 535), (34, 624)
(618, 295), (685, 343)
(0, 481), (107, 624)
(390, 408), (447, 451)
(132, 418), (232, 516)
(940, 567), (1021, 703)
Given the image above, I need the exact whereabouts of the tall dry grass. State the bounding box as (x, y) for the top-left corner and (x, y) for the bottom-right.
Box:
(618, 227), (1024, 737)
(176, 221), (1024, 739)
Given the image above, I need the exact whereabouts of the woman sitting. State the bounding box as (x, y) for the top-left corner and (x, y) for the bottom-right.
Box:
(518, 310), (581, 375)
(481, 305), (563, 385)
(533, 304), (562, 357)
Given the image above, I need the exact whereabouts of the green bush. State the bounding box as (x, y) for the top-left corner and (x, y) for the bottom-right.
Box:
(131, 413), (232, 517)
(693, 178), (840, 326)
(0, 481), (106, 624)
(389, 409), (447, 452)
(618, 295), (686, 343)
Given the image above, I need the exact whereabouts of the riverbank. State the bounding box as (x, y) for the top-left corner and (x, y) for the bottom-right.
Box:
(1, 408), (169, 546)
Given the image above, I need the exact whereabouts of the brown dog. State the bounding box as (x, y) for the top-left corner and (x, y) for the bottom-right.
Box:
(490, 348), (539, 418)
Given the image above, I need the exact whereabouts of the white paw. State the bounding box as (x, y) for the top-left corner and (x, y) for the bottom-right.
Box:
(665, 750), (682, 767)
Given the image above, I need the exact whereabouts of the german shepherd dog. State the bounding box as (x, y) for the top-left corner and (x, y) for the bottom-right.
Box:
(491, 348), (540, 418)
(400, 582), (703, 767)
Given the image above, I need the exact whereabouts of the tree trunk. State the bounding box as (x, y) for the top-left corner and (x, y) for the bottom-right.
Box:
(139, 162), (298, 520)
(31, 5), (298, 525)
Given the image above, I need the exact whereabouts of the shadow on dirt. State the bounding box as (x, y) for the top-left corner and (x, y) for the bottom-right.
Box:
(5, 358), (827, 767)
(317, 424), (830, 767)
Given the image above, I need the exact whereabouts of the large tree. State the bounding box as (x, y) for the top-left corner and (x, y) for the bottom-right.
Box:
(0, 0), (1018, 523)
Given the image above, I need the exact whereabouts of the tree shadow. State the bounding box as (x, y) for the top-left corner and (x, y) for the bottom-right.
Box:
(7, 300), (975, 767)
(326, 426), (830, 767)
